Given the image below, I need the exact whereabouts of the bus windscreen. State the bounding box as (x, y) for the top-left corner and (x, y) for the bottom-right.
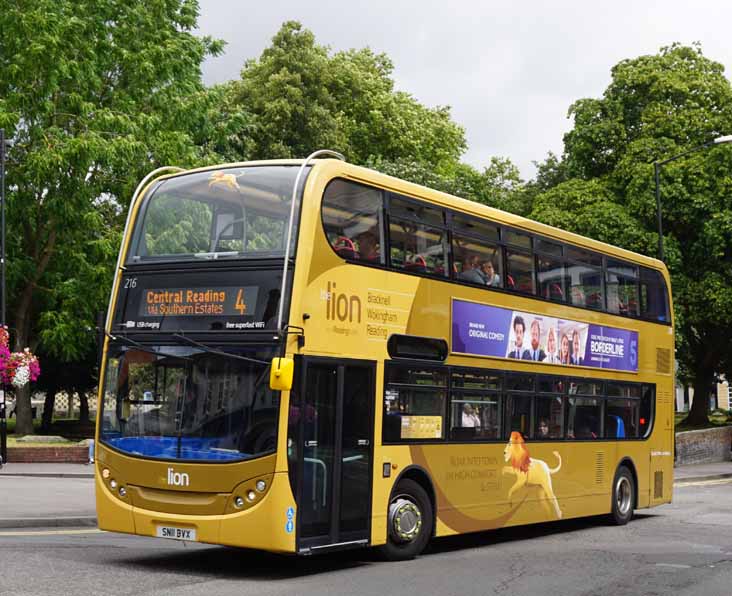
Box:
(128, 165), (308, 263)
(100, 344), (279, 462)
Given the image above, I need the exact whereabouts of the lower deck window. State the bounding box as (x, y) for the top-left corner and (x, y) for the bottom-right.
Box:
(383, 363), (655, 443)
(567, 397), (601, 439)
(506, 394), (532, 439)
(449, 392), (501, 441)
(535, 396), (563, 439)
(383, 367), (446, 442)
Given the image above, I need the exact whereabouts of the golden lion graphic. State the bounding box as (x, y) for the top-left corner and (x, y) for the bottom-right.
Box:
(208, 171), (241, 191)
(503, 431), (562, 519)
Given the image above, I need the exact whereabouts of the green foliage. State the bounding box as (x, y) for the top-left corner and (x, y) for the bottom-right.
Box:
(0, 0), (223, 433)
(366, 157), (524, 213)
(535, 43), (732, 424)
(230, 21), (467, 173)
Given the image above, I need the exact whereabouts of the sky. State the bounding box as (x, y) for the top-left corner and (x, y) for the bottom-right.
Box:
(196, 0), (732, 180)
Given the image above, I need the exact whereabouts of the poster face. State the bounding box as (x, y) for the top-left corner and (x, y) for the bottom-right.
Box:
(451, 299), (639, 372)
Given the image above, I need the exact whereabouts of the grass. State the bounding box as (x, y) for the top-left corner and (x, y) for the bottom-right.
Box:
(5, 436), (84, 448)
(2, 418), (42, 435)
(1, 417), (92, 444)
(675, 409), (732, 432)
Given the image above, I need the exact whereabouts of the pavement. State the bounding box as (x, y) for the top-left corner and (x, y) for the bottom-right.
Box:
(0, 460), (731, 531)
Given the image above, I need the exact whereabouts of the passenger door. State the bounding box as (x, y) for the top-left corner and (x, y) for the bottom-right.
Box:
(295, 358), (375, 553)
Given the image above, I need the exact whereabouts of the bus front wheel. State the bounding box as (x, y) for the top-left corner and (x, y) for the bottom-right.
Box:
(610, 466), (635, 525)
(377, 478), (433, 561)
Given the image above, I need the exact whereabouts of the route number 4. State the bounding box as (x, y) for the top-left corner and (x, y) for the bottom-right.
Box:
(235, 289), (247, 314)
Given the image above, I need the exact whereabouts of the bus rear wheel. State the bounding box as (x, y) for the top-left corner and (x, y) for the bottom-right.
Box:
(610, 466), (635, 525)
(377, 478), (433, 561)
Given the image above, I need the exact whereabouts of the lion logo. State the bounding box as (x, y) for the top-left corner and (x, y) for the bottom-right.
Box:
(503, 431), (563, 519)
(208, 171), (241, 191)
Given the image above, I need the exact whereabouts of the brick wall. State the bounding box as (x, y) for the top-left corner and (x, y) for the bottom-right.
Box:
(676, 427), (732, 465)
(7, 446), (88, 463)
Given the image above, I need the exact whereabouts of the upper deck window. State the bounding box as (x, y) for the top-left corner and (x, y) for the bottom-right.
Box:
(322, 179), (385, 263)
(388, 195), (447, 277)
(128, 166), (307, 263)
(639, 267), (670, 322)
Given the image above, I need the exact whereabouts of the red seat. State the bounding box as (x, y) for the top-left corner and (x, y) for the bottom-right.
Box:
(404, 254), (427, 273)
(550, 283), (564, 300)
(333, 236), (356, 260)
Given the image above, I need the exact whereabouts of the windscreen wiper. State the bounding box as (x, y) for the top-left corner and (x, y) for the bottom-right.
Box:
(106, 332), (192, 361)
(192, 251), (239, 260)
(172, 333), (269, 366)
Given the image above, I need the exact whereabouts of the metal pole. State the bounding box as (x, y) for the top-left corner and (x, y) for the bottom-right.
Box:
(654, 161), (663, 262)
(275, 149), (344, 333)
(0, 128), (6, 466)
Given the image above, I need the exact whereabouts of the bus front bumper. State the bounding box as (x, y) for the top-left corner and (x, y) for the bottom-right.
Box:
(95, 470), (297, 553)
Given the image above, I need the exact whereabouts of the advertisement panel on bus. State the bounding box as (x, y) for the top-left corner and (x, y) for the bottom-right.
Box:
(451, 298), (639, 372)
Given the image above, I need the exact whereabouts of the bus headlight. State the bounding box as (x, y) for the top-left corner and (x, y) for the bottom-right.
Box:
(246, 490), (257, 502)
(256, 480), (266, 492)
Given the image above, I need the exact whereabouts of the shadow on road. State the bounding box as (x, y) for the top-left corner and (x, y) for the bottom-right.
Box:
(425, 512), (658, 556)
(117, 545), (373, 579)
(113, 512), (660, 579)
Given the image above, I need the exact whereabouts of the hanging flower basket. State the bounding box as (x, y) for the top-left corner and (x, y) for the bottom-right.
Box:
(0, 326), (41, 388)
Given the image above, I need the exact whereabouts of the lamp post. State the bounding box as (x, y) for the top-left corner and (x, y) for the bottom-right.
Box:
(654, 134), (732, 261)
(0, 129), (6, 466)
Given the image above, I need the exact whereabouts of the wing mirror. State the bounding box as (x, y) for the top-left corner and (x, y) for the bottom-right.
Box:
(269, 357), (294, 391)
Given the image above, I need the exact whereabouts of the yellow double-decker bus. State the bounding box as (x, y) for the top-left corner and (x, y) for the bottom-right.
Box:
(95, 153), (674, 560)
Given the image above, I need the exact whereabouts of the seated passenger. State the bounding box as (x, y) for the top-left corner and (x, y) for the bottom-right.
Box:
(355, 230), (380, 262)
(458, 253), (486, 284)
(570, 286), (586, 306)
(461, 403), (481, 428)
(481, 260), (501, 286)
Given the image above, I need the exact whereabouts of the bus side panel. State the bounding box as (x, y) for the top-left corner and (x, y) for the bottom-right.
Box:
(647, 376), (675, 508)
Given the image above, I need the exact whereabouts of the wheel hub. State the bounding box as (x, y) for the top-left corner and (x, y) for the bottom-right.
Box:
(389, 497), (422, 543)
(616, 476), (632, 515)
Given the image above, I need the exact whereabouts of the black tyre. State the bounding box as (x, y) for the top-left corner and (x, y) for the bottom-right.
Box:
(377, 478), (433, 561)
(610, 466), (635, 525)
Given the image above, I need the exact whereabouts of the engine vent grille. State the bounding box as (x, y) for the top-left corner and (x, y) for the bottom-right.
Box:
(595, 451), (605, 485)
(654, 471), (664, 499)
(656, 348), (672, 374)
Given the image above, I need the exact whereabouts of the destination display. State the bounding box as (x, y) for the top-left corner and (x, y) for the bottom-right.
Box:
(139, 286), (259, 318)
(113, 269), (285, 332)
(451, 298), (639, 372)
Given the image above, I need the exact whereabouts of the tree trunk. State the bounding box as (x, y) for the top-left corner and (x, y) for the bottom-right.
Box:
(79, 392), (89, 423)
(12, 279), (36, 436)
(13, 385), (33, 435)
(41, 388), (58, 432)
(686, 373), (712, 426)
(11, 229), (57, 437)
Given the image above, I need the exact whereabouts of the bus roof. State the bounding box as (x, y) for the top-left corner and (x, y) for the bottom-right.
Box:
(152, 157), (667, 275)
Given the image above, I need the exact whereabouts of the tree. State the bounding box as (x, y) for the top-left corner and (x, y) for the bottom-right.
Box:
(534, 44), (732, 425)
(229, 21), (466, 173)
(0, 0), (224, 434)
(366, 157), (524, 213)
